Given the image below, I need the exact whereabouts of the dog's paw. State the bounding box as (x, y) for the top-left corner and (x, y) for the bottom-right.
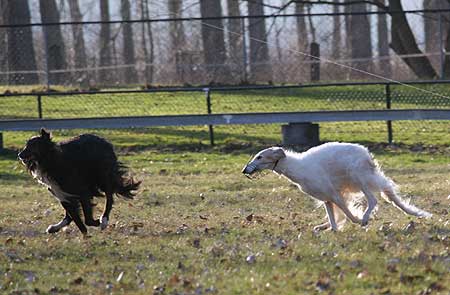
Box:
(46, 224), (61, 234)
(313, 223), (330, 232)
(86, 219), (100, 227)
(100, 216), (109, 230)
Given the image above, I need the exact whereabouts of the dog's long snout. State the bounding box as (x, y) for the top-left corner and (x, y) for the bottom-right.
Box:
(18, 150), (25, 160)
(242, 162), (256, 175)
(242, 165), (249, 174)
(18, 149), (31, 161)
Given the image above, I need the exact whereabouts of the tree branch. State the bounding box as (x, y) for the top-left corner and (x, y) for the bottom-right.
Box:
(292, 0), (387, 11)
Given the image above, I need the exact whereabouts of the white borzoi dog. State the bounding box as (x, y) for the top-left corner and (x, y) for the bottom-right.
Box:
(242, 142), (432, 231)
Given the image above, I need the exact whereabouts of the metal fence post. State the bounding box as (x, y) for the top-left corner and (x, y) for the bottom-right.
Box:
(204, 88), (214, 146)
(439, 12), (445, 79)
(385, 84), (393, 144)
(37, 95), (43, 119)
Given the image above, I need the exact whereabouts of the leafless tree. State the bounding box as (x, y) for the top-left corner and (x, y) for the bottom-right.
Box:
(39, 0), (67, 85)
(389, 0), (436, 78)
(139, 0), (154, 84)
(331, 0), (341, 60)
(5, 0), (39, 84)
(294, 0), (438, 79)
(67, 0), (88, 88)
(295, 2), (308, 54)
(99, 0), (112, 84)
(348, 1), (372, 78)
(248, 0), (273, 82)
(227, 0), (245, 80)
(121, 0), (137, 84)
(168, 0), (186, 83)
(377, 0), (391, 77)
(0, 1), (7, 80)
(199, 0), (229, 83)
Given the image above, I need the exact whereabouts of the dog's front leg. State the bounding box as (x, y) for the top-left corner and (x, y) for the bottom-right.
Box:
(46, 210), (72, 233)
(324, 201), (338, 231)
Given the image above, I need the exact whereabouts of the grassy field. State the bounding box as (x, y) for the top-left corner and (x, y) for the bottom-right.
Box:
(0, 127), (449, 295)
(0, 85), (449, 294)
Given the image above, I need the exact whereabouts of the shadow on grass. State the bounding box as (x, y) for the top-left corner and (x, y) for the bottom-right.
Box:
(0, 147), (20, 161)
(116, 127), (450, 156)
(116, 127), (277, 154)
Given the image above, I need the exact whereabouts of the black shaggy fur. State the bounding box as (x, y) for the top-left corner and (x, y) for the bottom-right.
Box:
(18, 129), (141, 235)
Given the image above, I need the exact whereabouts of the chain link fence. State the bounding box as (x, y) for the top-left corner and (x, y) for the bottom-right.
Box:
(1, 82), (448, 145)
(1, 7), (450, 87)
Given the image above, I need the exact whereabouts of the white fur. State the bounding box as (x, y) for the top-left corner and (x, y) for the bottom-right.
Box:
(31, 166), (76, 202)
(243, 142), (432, 231)
(46, 218), (70, 233)
(100, 216), (108, 230)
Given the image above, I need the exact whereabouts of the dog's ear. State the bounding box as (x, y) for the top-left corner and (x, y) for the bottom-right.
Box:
(272, 147), (286, 159)
(40, 128), (51, 140)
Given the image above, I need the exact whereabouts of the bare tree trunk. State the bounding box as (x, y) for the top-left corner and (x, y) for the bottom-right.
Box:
(168, 0), (185, 83)
(331, 0), (341, 60)
(6, 0), (39, 85)
(389, 0), (437, 79)
(377, 0), (391, 77)
(39, 0), (67, 86)
(424, 0), (449, 74)
(199, 0), (229, 84)
(443, 7), (450, 77)
(248, 0), (272, 83)
(99, 0), (112, 85)
(349, 2), (372, 78)
(139, 0), (153, 85)
(295, 2), (308, 53)
(344, 0), (351, 60)
(0, 1), (7, 81)
(68, 0), (88, 88)
(424, 0), (438, 54)
(121, 0), (137, 84)
(227, 0), (244, 80)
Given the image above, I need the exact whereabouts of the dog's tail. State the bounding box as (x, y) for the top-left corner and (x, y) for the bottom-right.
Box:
(372, 168), (432, 218)
(381, 183), (432, 218)
(115, 163), (141, 199)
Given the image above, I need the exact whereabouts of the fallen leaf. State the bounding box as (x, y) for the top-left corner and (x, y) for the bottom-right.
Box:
(71, 277), (83, 284)
(403, 221), (416, 234)
(315, 272), (331, 291)
(192, 239), (201, 248)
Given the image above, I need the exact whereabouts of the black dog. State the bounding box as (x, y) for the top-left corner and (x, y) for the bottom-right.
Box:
(18, 129), (141, 235)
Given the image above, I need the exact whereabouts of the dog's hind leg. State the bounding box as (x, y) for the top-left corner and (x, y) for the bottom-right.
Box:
(62, 201), (87, 235)
(46, 210), (72, 234)
(361, 187), (377, 226)
(100, 192), (114, 230)
(332, 196), (362, 225)
(81, 197), (100, 227)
